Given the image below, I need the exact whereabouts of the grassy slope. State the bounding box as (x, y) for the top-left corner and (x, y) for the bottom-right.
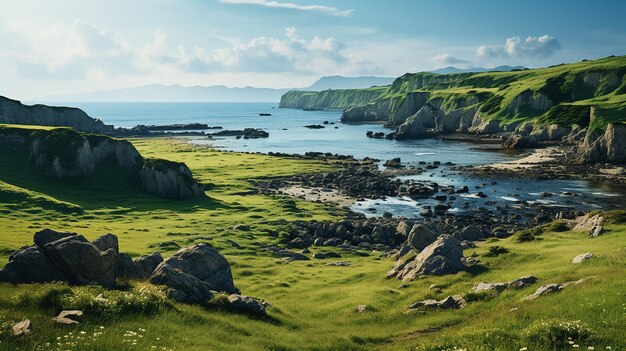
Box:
(0, 135), (623, 350)
(281, 55), (626, 128)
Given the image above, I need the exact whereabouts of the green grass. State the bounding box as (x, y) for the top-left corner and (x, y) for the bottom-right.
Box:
(0, 135), (623, 350)
(281, 55), (626, 129)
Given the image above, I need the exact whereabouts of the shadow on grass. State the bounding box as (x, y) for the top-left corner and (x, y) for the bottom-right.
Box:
(465, 265), (490, 276)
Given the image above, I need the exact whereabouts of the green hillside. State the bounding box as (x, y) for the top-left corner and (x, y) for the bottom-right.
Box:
(280, 55), (626, 129)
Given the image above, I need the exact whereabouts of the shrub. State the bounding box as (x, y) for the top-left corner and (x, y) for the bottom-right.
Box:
(525, 319), (593, 349)
(483, 246), (510, 257)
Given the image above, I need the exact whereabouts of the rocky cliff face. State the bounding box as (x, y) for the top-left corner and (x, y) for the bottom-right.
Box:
(578, 123), (626, 164)
(139, 159), (205, 199)
(0, 126), (206, 198)
(0, 96), (114, 134)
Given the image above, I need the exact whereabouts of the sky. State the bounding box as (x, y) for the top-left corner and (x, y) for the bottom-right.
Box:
(0, 0), (625, 100)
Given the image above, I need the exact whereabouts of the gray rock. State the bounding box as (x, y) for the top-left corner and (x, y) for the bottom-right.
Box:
(226, 294), (269, 316)
(524, 283), (563, 300)
(41, 234), (117, 289)
(393, 234), (465, 281)
(0, 246), (65, 284)
(133, 253), (163, 279)
(409, 295), (465, 310)
(473, 282), (508, 293)
(33, 228), (76, 248)
(313, 252), (341, 259)
(589, 226), (605, 237)
(150, 244), (236, 303)
(508, 275), (539, 289)
(92, 233), (119, 253)
(116, 253), (136, 278)
(406, 224), (440, 251)
(276, 250), (309, 261)
(572, 252), (593, 264)
(454, 225), (483, 241)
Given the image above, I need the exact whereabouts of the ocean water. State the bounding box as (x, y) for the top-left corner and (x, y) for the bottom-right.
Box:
(65, 101), (626, 217)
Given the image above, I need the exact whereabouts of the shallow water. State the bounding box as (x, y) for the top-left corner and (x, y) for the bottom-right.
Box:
(66, 101), (626, 217)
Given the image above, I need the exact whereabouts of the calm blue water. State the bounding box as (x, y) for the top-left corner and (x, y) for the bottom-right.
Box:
(61, 101), (626, 216)
(65, 102), (512, 166)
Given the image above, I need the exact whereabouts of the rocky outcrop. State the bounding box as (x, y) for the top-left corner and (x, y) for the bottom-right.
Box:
(577, 123), (626, 164)
(0, 229), (118, 288)
(504, 90), (553, 116)
(0, 96), (113, 134)
(389, 234), (464, 281)
(150, 244), (237, 303)
(139, 159), (205, 199)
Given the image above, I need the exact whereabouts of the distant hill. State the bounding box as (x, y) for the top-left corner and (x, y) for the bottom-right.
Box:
(429, 65), (527, 75)
(35, 76), (396, 103)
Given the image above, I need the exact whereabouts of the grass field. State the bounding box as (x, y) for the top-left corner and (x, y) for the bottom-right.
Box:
(0, 136), (624, 350)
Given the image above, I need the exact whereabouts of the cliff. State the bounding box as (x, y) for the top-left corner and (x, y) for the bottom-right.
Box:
(279, 55), (626, 163)
(0, 96), (114, 134)
(0, 126), (205, 199)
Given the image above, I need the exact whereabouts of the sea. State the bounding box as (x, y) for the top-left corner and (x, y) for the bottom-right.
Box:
(61, 101), (626, 217)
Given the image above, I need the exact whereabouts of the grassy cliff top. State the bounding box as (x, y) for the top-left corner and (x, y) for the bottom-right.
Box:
(281, 55), (626, 128)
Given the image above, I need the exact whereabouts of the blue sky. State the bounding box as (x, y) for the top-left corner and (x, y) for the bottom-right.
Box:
(1, 0), (625, 99)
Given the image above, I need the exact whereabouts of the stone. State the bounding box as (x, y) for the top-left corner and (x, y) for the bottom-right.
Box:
(92, 233), (119, 253)
(573, 214), (604, 231)
(406, 224), (440, 251)
(356, 304), (367, 313)
(12, 319), (32, 336)
(572, 252), (593, 264)
(276, 250), (309, 261)
(589, 226), (605, 237)
(524, 283), (563, 300)
(133, 253), (164, 279)
(226, 294), (269, 316)
(502, 134), (538, 149)
(233, 224), (250, 231)
(116, 253), (136, 278)
(0, 246), (65, 284)
(473, 282), (508, 293)
(409, 295), (465, 310)
(52, 310), (83, 325)
(508, 276), (539, 289)
(326, 261), (350, 266)
(40, 234), (117, 289)
(33, 228), (76, 248)
(384, 158), (402, 168)
(150, 244), (236, 303)
(454, 225), (483, 241)
(313, 252), (341, 259)
(394, 235), (465, 281)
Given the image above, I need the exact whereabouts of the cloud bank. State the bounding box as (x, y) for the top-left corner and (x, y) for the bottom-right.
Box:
(219, 0), (353, 17)
(477, 35), (561, 59)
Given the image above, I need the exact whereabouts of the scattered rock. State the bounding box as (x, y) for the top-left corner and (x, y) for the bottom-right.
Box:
(226, 294), (269, 316)
(572, 252), (593, 264)
(150, 244), (237, 303)
(384, 158), (402, 168)
(508, 276), (539, 289)
(313, 252), (341, 259)
(52, 310), (83, 325)
(589, 225), (605, 237)
(326, 261), (351, 267)
(408, 295), (465, 310)
(12, 319), (32, 336)
(473, 282), (508, 293)
(356, 304), (368, 313)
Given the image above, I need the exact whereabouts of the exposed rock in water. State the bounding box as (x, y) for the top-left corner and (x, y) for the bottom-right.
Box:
(209, 128), (269, 139)
(150, 244), (237, 303)
(139, 159), (205, 199)
(383, 158), (402, 168)
(389, 234), (464, 281)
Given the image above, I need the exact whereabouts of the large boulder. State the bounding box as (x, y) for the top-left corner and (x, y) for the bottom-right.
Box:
(392, 234), (465, 281)
(139, 159), (205, 199)
(406, 223), (440, 251)
(133, 252), (164, 279)
(150, 244), (236, 303)
(41, 235), (117, 289)
(0, 246), (65, 284)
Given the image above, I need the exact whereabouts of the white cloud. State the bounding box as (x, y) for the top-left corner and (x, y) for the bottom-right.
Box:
(477, 35), (561, 59)
(432, 53), (472, 67)
(219, 0), (353, 17)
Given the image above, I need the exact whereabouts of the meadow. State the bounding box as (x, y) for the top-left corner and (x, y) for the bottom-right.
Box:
(0, 136), (623, 350)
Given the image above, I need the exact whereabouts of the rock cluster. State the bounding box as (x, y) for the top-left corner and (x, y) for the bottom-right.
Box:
(472, 276), (538, 293)
(408, 295), (466, 311)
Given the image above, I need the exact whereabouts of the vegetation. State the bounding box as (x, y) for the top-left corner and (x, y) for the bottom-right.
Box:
(280, 55), (626, 129)
(0, 132), (623, 350)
